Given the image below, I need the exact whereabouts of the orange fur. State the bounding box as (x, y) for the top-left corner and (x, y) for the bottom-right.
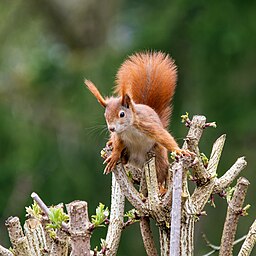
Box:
(85, 79), (107, 108)
(115, 51), (177, 128)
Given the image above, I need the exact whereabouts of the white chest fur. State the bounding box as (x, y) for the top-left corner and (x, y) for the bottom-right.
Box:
(120, 126), (155, 168)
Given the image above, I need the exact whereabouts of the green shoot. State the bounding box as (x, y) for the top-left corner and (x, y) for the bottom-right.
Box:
(200, 153), (209, 168)
(181, 112), (189, 123)
(91, 203), (109, 228)
(25, 201), (42, 219)
(46, 207), (69, 230)
(226, 187), (235, 203)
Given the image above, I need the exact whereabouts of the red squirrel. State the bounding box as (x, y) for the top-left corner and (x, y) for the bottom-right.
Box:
(85, 51), (192, 185)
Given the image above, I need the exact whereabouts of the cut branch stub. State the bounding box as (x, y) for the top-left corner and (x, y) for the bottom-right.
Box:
(184, 115), (210, 186)
(24, 218), (48, 255)
(219, 177), (250, 256)
(66, 200), (91, 256)
(213, 156), (247, 194)
(5, 216), (32, 256)
(190, 134), (226, 212)
(144, 157), (160, 208)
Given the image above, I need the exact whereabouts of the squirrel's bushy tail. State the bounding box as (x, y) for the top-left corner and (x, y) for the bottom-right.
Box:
(115, 51), (177, 128)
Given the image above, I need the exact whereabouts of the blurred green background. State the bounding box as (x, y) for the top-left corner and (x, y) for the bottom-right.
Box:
(0, 0), (255, 255)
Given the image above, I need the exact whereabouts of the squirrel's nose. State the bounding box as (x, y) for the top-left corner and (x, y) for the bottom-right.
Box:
(109, 126), (116, 132)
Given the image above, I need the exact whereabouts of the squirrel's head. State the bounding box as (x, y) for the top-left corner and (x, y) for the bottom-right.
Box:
(104, 95), (134, 134)
(85, 79), (134, 134)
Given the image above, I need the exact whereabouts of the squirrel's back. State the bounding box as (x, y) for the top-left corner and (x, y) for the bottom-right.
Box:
(115, 51), (177, 128)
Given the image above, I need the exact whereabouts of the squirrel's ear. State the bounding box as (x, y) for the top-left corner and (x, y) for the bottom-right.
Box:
(121, 94), (132, 108)
(84, 79), (107, 108)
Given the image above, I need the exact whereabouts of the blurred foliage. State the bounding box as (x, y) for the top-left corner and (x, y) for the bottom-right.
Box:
(0, 0), (255, 255)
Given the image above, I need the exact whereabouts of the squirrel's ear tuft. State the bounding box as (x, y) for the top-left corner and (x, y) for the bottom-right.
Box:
(121, 94), (131, 108)
(84, 79), (107, 108)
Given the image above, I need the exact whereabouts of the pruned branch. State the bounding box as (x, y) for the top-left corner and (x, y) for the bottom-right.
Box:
(191, 134), (226, 212)
(169, 161), (183, 256)
(219, 177), (250, 256)
(140, 217), (158, 256)
(66, 201), (91, 256)
(113, 163), (146, 212)
(5, 216), (32, 256)
(184, 115), (209, 185)
(213, 157), (247, 194)
(24, 218), (48, 255)
(144, 157), (160, 207)
(238, 219), (256, 256)
(105, 174), (125, 256)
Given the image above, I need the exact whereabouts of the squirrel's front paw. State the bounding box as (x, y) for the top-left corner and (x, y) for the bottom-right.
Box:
(103, 155), (118, 174)
(173, 148), (195, 157)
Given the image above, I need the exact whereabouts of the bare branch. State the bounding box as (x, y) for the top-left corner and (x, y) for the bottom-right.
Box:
(184, 115), (209, 185)
(24, 218), (48, 255)
(191, 134), (226, 212)
(202, 233), (247, 256)
(144, 157), (160, 207)
(170, 161), (183, 256)
(181, 115), (207, 196)
(219, 177), (250, 256)
(140, 217), (158, 256)
(238, 219), (256, 256)
(159, 228), (170, 255)
(207, 134), (226, 176)
(0, 245), (14, 256)
(66, 201), (91, 256)
(105, 174), (125, 256)
(214, 157), (247, 194)
(5, 216), (32, 256)
(113, 164), (146, 213)
(49, 229), (69, 256)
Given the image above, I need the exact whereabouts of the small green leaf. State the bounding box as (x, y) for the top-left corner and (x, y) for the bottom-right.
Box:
(181, 112), (189, 123)
(91, 203), (109, 228)
(226, 187), (235, 202)
(46, 207), (69, 230)
(200, 153), (209, 167)
(241, 204), (251, 216)
(25, 201), (42, 219)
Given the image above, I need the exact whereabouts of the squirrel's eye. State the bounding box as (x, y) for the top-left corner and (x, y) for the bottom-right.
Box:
(119, 111), (125, 118)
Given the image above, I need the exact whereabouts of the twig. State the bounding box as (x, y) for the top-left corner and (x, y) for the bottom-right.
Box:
(31, 192), (69, 231)
(213, 157), (247, 194)
(202, 233), (247, 256)
(238, 219), (256, 256)
(105, 173), (125, 256)
(219, 177), (250, 256)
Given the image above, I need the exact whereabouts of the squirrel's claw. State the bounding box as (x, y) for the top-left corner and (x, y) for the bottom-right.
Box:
(103, 155), (118, 174)
(175, 148), (195, 157)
